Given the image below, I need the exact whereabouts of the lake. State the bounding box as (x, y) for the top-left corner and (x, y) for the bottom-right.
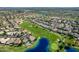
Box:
(25, 37), (49, 52)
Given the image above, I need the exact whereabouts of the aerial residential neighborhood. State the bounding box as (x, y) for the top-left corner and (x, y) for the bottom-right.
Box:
(30, 16), (79, 39)
(0, 10), (36, 51)
(0, 7), (79, 52)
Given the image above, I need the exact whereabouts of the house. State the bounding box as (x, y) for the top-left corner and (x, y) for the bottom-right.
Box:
(6, 38), (22, 45)
(25, 42), (32, 46)
(0, 38), (10, 44)
(6, 38), (16, 45)
(14, 38), (22, 45)
(29, 35), (36, 41)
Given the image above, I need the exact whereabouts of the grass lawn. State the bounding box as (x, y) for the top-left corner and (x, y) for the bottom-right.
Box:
(0, 45), (27, 52)
(20, 21), (62, 41)
(20, 21), (62, 51)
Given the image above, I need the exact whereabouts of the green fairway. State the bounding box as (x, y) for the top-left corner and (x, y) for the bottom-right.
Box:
(20, 21), (62, 42)
(20, 21), (62, 51)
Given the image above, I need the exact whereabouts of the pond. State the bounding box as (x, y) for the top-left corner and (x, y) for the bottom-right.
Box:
(64, 46), (78, 52)
(25, 37), (49, 52)
(25, 37), (78, 52)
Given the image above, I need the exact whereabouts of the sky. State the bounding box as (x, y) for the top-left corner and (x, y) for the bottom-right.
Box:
(0, 0), (79, 7)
